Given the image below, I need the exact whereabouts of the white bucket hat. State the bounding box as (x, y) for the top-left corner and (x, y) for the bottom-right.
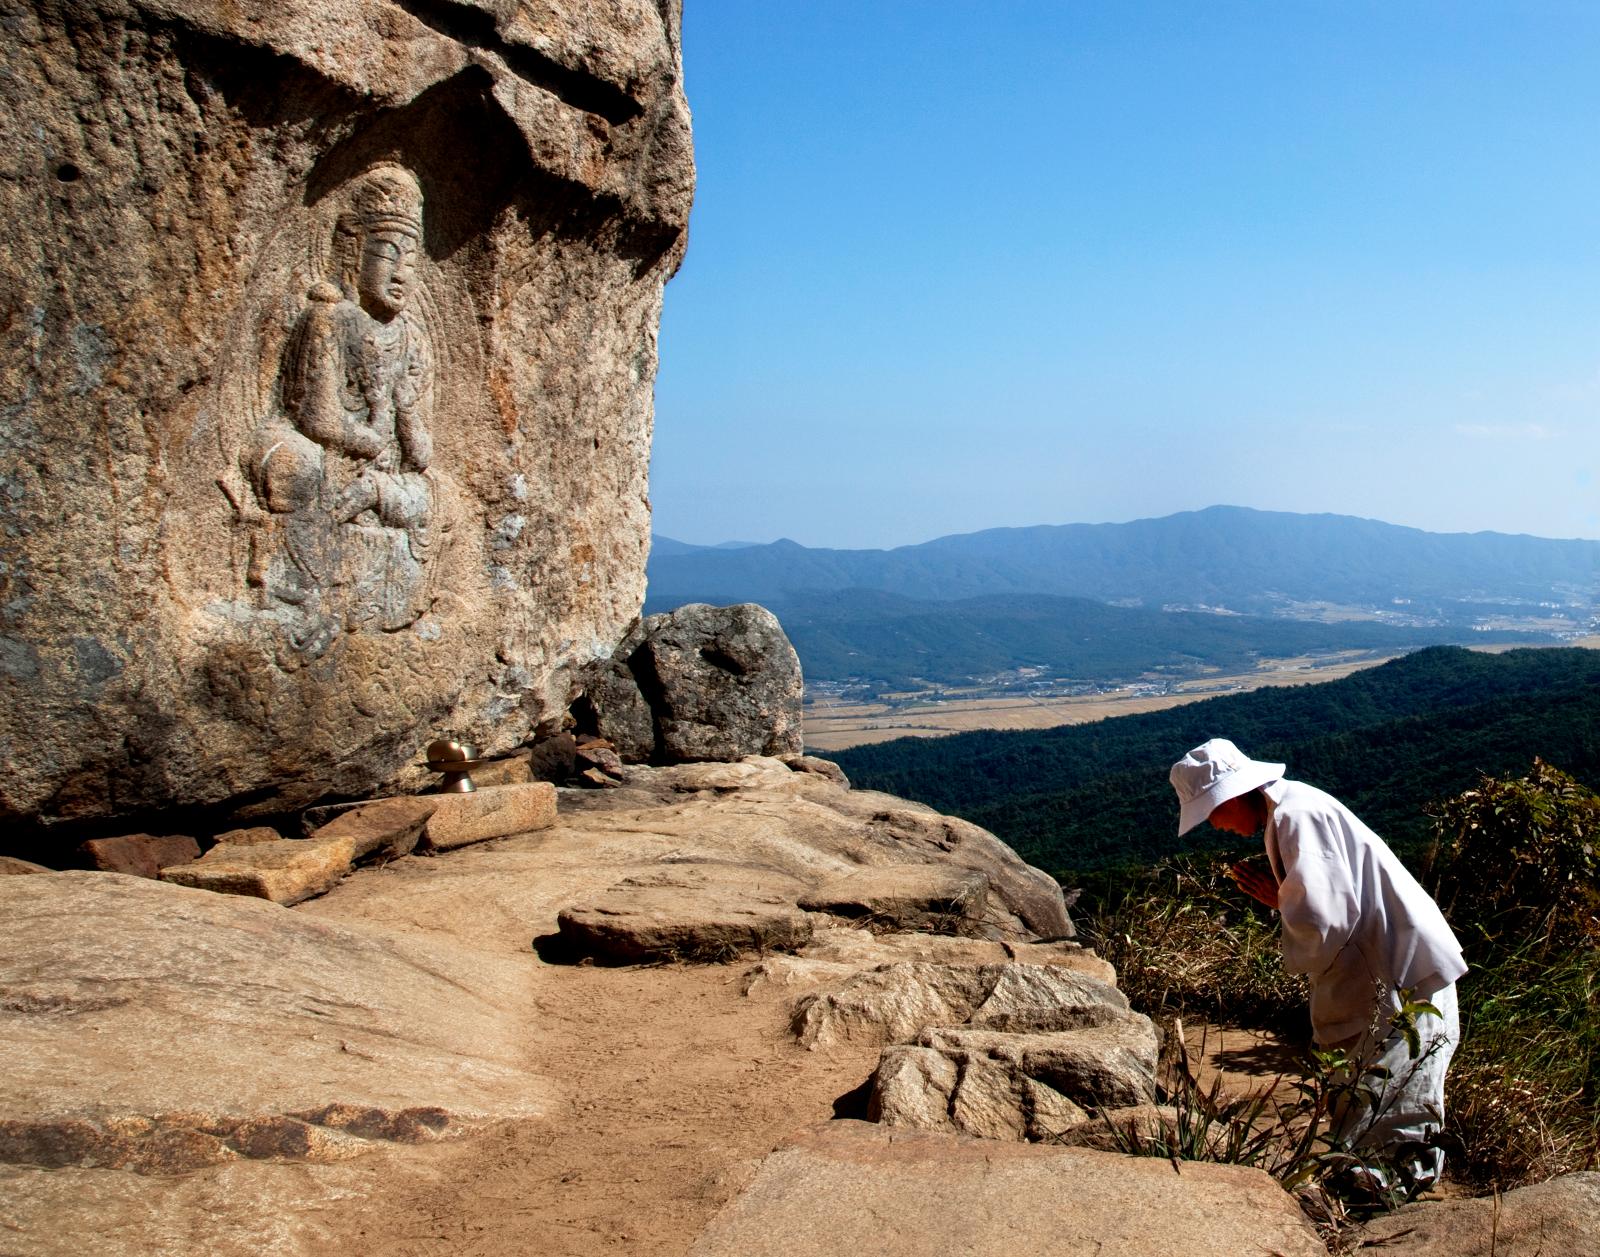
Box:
(1169, 738), (1285, 835)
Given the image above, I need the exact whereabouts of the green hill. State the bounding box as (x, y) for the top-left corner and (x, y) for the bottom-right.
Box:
(829, 646), (1600, 881)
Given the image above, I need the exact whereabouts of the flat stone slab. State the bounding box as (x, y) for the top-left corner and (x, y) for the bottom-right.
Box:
(687, 1121), (1326, 1257)
(77, 834), (200, 879)
(421, 782), (557, 851)
(164, 798), (434, 905)
(306, 797), (436, 860)
(557, 863), (813, 962)
(0, 872), (550, 1173)
(798, 865), (990, 933)
(161, 837), (358, 905)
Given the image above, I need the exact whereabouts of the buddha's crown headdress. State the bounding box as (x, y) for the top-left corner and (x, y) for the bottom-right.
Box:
(344, 163), (422, 236)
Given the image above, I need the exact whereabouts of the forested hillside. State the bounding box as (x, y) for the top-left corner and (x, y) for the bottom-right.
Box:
(829, 647), (1600, 882)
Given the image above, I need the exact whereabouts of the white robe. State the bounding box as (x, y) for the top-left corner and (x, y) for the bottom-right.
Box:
(1262, 778), (1466, 1044)
(1262, 778), (1467, 1189)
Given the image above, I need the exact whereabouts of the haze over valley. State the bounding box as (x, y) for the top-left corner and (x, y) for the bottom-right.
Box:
(646, 505), (1597, 747)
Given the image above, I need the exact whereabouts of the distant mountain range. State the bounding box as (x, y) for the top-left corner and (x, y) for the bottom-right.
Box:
(647, 507), (1596, 690)
(648, 506), (1597, 622)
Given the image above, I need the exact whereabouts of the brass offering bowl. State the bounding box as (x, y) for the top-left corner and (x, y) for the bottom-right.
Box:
(422, 738), (493, 793)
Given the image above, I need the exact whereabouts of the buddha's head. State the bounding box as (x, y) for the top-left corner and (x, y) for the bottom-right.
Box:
(334, 163), (423, 321)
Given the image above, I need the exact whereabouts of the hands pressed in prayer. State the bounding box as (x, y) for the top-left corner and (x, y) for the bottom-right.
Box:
(1228, 859), (1279, 910)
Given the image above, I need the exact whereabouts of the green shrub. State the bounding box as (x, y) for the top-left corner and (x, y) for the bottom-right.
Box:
(1428, 761), (1600, 1188)
(1430, 758), (1600, 950)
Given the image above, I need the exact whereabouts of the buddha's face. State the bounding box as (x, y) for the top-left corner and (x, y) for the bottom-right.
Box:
(356, 229), (418, 321)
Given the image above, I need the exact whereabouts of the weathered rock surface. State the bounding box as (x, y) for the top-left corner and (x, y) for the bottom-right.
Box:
(310, 796), (437, 860)
(76, 833), (201, 878)
(541, 757), (1072, 949)
(792, 961), (1132, 1049)
(798, 866), (991, 933)
(0, 1155), (406, 1257)
(463, 751), (535, 789)
(0, 872), (551, 1174)
(781, 754), (850, 786)
(1355, 1171), (1600, 1255)
(872, 1020), (1159, 1141)
(642, 603), (805, 761)
(574, 654), (658, 760)
(161, 836), (363, 905)
(0, 0), (694, 834)
(686, 1121), (1327, 1257)
(575, 603), (805, 763)
(0, 763), (1358, 1257)
(743, 933), (1116, 995)
(575, 756), (1072, 940)
(557, 863), (815, 962)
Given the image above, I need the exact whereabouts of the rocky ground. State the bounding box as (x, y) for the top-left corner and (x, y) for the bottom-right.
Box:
(2, 758), (1592, 1256)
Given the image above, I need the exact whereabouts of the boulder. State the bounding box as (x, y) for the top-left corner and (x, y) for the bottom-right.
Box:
(782, 755), (850, 786)
(1355, 1171), (1600, 1255)
(642, 604), (805, 762)
(0, 872), (551, 1173)
(573, 604), (806, 765)
(687, 1121), (1328, 1257)
(0, 856), (53, 876)
(0, 0), (694, 834)
(556, 863), (814, 963)
(573, 656), (658, 761)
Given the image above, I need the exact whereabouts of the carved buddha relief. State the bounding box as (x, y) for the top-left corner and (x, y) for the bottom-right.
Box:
(242, 163), (449, 657)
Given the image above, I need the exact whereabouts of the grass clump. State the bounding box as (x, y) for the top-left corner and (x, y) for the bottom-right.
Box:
(1078, 856), (1306, 1028)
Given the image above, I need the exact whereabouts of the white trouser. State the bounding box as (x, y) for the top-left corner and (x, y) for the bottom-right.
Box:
(1331, 982), (1458, 1191)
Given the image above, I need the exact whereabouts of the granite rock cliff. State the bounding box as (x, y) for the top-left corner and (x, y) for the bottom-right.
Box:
(0, 0), (693, 830)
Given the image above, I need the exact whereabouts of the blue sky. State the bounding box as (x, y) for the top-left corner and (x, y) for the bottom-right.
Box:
(650, 1), (1600, 550)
